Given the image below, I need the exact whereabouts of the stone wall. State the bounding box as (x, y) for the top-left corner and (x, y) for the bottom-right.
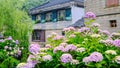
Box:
(85, 0), (120, 32)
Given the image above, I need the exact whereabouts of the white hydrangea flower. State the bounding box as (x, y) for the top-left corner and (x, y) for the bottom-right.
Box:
(115, 56), (120, 64)
(91, 34), (101, 38)
(70, 59), (79, 65)
(105, 50), (117, 55)
(42, 55), (52, 61)
(76, 47), (85, 53)
(16, 63), (26, 68)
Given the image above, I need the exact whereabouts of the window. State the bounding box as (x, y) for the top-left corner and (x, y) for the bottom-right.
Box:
(110, 20), (117, 27)
(36, 15), (41, 23)
(106, 0), (119, 7)
(65, 8), (71, 21)
(62, 31), (65, 36)
(46, 12), (52, 22)
(32, 30), (45, 42)
(58, 10), (65, 21)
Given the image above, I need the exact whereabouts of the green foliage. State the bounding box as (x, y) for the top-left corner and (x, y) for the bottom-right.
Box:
(22, 0), (49, 12)
(0, 0), (32, 65)
(0, 57), (19, 68)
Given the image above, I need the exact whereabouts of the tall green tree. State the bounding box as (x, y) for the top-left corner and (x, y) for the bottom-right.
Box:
(0, 0), (32, 61)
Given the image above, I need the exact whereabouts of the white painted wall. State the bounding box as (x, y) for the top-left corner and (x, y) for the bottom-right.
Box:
(71, 6), (84, 23)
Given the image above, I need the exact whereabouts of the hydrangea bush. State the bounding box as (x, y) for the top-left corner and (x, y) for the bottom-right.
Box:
(17, 12), (120, 68)
(0, 36), (24, 68)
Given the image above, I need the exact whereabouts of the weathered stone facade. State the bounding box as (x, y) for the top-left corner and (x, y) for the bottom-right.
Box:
(85, 0), (120, 32)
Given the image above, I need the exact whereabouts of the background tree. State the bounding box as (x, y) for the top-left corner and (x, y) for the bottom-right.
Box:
(22, 0), (49, 12)
(0, 0), (32, 63)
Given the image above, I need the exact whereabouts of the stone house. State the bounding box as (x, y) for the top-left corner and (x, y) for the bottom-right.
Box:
(29, 0), (84, 43)
(85, 0), (120, 33)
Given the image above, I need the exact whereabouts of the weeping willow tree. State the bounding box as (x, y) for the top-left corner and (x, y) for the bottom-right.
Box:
(0, 0), (32, 62)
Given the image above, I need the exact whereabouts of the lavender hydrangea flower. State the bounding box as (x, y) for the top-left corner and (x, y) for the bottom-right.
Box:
(85, 12), (96, 19)
(82, 57), (91, 65)
(15, 40), (19, 44)
(60, 54), (73, 63)
(23, 62), (36, 68)
(53, 46), (65, 53)
(27, 54), (38, 66)
(0, 40), (4, 42)
(113, 39), (120, 47)
(89, 52), (103, 62)
(78, 27), (90, 33)
(7, 36), (12, 40)
(64, 44), (77, 52)
(29, 44), (40, 54)
(102, 30), (110, 35)
(17, 50), (21, 56)
(42, 55), (52, 61)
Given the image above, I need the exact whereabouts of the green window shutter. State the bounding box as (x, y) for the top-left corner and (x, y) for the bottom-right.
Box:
(52, 10), (57, 22)
(41, 13), (46, 23)
(65, 8), (71, 20)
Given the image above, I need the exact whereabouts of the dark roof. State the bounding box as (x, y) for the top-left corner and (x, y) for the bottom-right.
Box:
(69, 18), (85, 28)
(30, 0), (84, 11)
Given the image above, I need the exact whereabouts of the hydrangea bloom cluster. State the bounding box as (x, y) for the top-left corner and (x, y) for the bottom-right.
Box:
(105, 50), (117, 55)
(115, 56), (120, 64)
(78, 27), (90, 33)
(63, 27), (75, 32)
(60, 54), (73, 63)
(83, 52), (103, 64)
(70, 59), (79, 65)
(76, 47), (85, 53)
(91, 34), (101, 38)
(65, 44), (77, 52)
(42, 55), (52, 61)
(45, 44), (52, 48)
(53, 35), (64, 40)
(113, 39), (120, 47)
(101, 30), (110, 35)
(85, 12), (96, 19)
(53, 46), (65, 53)
(53, 44), (77, 53)
(89, 52), (103, 62)
(91, 23), (100, 27)
(2, 36), (23, 57)
(29, 43), (40, 54)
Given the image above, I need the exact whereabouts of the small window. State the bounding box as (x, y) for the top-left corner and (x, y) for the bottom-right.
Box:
(58, 10), (65, 21)
(110, 20), (117, 27)
(32, 30), (45, 42)
(106, 0), (119, 7)
(46, 12), (52, 22)
(36, 15), (41, 23)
